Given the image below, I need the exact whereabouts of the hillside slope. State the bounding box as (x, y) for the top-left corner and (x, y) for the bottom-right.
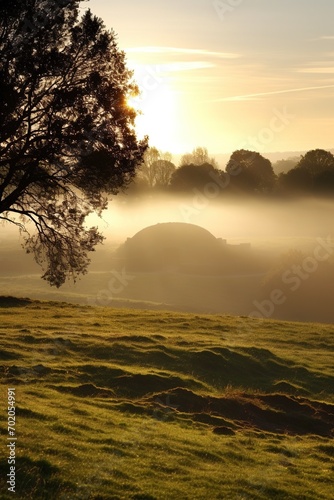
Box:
(0, 298), (333, 499)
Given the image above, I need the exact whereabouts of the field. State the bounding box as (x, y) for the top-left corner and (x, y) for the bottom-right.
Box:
(0, 297), (333, 499)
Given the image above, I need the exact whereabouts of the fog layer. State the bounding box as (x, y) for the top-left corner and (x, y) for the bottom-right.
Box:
(1, 195), (333, 323)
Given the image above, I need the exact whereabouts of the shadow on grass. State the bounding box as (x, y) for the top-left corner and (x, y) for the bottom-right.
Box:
(144, 387), (334, 437)
(67, 342), (334, 398)
(0, 296), (34, 308)
(0, 456), (75, 500)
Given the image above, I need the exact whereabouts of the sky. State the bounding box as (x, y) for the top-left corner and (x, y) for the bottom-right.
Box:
(86, 0), (334, 158)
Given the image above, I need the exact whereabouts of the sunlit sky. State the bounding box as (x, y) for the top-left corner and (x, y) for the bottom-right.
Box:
(87, 0), (334, 156)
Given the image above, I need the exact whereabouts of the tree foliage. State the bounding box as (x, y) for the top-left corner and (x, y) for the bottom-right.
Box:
(298, 149), (334, 177)
(180, 147), (218, 168)
(0, 0), (147, 286)
(225, 149), (276, 193)
(137, 147), (175, 188)
(152, 159), (176, 187)
(170, 163), (220, 192)
(279, 149), (334, 195)
(273, 157), (300, 175)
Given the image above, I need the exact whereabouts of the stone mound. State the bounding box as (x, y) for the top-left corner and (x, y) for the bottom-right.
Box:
(118, 222), (226, 272)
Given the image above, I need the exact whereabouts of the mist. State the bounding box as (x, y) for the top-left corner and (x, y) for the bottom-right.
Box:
(1, 194), (334, 323)
(101, 194), (334, 247)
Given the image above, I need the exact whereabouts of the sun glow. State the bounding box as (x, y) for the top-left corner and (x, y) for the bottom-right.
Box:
(127, 82), (183, 153)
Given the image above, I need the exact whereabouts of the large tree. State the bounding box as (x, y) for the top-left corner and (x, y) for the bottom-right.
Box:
(180, 147), (218, 168)
(225, 149), (276, 193)
(279, 149), (334, 195)
(151, 159), (175, 188)
(0, 0), (147, 286)
(137, 147), (175, 188)
(137, 147), (160, 188)
(170, 163), (220, 192)
(297, 149), (334, 177)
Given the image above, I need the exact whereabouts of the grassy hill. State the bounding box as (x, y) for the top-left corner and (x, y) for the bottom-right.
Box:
(0, 297), (333, 499)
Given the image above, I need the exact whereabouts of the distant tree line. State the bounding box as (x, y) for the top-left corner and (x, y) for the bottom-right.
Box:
(128, 147), (334, 198)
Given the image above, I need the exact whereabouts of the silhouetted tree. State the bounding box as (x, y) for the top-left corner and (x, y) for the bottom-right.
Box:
(225, 150), (276, 193)
(137, 147), (160, 188)
(297, 149), (334, 177)
(314, 169), (334, 194)
(137, 147), (175, 188)
(279, 149), (334, 195)
(278, 168), (313, 194)
(273, 157), (300, 175)
(180, 147), (218, 168)
(152, 160), (176, 188)
(0, 0), (147, 286)
(170, 163), (220, 192)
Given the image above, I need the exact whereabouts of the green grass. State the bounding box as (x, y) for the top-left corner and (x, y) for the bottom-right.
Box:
(0, 297), (333, 499)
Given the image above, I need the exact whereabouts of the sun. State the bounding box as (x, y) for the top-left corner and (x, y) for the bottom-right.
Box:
(127, 84), (180, 152)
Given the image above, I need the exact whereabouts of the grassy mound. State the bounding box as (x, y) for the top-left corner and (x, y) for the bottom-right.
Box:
(0, 299), (333, 499)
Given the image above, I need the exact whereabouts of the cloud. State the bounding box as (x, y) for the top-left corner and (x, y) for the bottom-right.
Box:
(212, 84), (334, 102)
(296, 67), (334, 74)
(125, 46), (240, 59)
(162, 62), (215, 72)
(128, 61), (215, 77)
(310, 35), (334, 41)
(126, 46), (238, 75)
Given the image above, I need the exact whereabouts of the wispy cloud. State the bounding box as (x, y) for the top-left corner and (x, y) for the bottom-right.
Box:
(125, 46), (240, 59)
(126, 46), (238, 75)
(162, 62), (215, 72)
(310, 35), (334, 41)
(212, 84), (334, 102)
(128, 60), (215, 75)
(297, 67), (334, 74)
